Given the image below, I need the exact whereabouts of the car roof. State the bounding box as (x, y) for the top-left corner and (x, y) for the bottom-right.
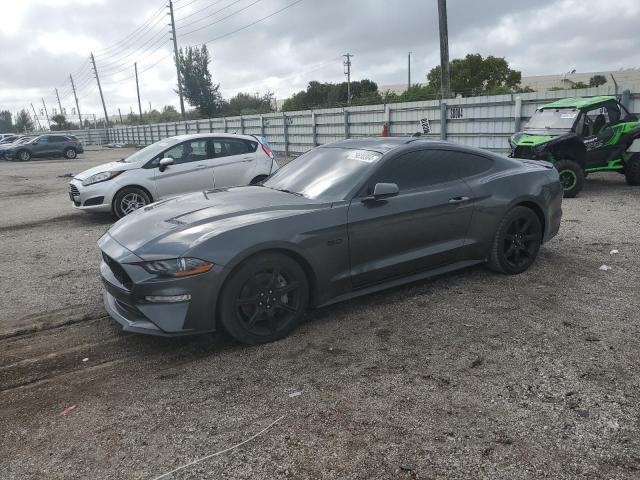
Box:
(170, 133), (259, 142)
(540, 96), (617, 110)
(320, 137), (482, 155)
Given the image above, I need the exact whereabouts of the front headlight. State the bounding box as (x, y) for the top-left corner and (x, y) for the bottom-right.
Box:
(82, 171), (122, 186)
(139, 258), (214, 277)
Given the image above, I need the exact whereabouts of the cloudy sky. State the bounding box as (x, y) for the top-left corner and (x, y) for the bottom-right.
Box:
(2, 0), (639, 124)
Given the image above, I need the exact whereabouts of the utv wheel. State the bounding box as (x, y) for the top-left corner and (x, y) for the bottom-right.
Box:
(112, 187), (151, 219)
(555, 159), (584, 198)
(250, 174), (268, 185)
(17, 150), (31, 161)
(219, 252), (309, 345)
(487, 206), (543, 275)
(624, 155), (640, 186)
(64, 148), (77, 159)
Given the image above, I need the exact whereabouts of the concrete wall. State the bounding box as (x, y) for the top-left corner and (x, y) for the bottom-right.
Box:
(54, 85), (640, 155)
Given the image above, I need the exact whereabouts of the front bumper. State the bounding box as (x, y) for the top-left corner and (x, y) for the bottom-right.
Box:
(69, 178), (114, 213)
(99, 233), (224, 336)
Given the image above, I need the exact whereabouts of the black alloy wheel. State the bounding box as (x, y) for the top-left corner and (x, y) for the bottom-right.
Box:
(488, 206), (542, 274)
(219, 253), (309, 344)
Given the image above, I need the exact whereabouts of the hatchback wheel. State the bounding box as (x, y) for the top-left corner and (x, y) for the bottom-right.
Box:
(487, 206), (542, 274)
(113, 187), (151, 218)
(64, 148), (77, 159)
(219, 253), (309, 344)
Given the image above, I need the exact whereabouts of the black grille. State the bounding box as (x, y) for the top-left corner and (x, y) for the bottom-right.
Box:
(69, 184), (80, 197)
(102, 252), (133, 290)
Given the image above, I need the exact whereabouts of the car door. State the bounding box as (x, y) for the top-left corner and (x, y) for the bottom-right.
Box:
(211, 138), (257, 188)
(153, 139), (215, 199)
(347, 148), (474, 288)
(580, 104), (621, 167)
(31, 136), (52, 156)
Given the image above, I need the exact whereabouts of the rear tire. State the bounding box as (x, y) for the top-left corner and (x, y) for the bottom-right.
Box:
(218, 253), (309, 344)
(64, 148), (77, 159)
(487, 206), (543, 275)
(250, 174), (268, 185)
(555, 158), (584, 198)
(112, 187), (151, 219)
(624, 155), (640, 186)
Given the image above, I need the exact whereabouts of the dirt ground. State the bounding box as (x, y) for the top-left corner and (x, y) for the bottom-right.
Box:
(1, 148), (639, 480)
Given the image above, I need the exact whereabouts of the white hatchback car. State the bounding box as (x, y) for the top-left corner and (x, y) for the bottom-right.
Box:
(70, 133), (278, 218)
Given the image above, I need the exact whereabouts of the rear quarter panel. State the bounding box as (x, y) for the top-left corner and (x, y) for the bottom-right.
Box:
(463, 157), (562, 260)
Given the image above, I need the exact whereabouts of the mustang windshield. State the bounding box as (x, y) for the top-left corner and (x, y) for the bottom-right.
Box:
(525, 108), (579, 130)
(263, 147), (382, 200)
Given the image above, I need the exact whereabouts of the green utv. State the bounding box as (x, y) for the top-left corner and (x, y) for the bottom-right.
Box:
(510, 96), (640, 197)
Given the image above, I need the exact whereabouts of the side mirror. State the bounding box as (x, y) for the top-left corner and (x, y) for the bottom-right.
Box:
(362, 182), (399, 202)
(159, 157), (174, 172)
(32, 141), (38, 145)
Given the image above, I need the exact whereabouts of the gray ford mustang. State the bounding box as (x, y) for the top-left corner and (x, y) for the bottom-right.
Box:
(98, 137), (563, 344)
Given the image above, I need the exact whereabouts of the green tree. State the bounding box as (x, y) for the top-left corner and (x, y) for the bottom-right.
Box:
(51, 114), (72, 130)
(589, 75), (607, 87)
(0, 110), (14, 132)
(14, 109), (33, 132)
(177, 45), (223, 118)
(222, 92), (275, 116)
(426, 53), (522, 97)
(282, 79), (382, 111)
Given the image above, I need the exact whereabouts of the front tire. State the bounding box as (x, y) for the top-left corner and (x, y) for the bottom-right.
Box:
(624, 155), (640, 186)
(64, 147), (77, 159)
(16, 150), (31, 161)
(554, 158), (584, 198)
(219, 253), (309, 344)
(487, 206), (543, 275)
(112, 187), (151, 219)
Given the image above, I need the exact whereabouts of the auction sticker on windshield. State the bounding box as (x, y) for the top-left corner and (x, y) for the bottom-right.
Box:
(347, 150), (381, 163)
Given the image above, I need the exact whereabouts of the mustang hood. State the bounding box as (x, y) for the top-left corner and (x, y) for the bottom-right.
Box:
(106, 186), (327, 258)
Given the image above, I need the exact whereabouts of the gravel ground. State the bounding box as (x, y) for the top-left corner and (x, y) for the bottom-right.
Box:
(1, 149), (639, 479)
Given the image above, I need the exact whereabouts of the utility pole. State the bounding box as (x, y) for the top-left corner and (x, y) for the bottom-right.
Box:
(90, 52), (110, 127)
(408, 51), (412, 90)
(134, 62), (143, 121)
(168, 0), (185, 118)
(69, 74), (83, 128)
(55, 88), (64, 118)
(41, 98), (51, 130)
(30, 103), (42, 130)
(118, 108), (123, 124)
(343, 53), (353, 105)
(437, 0), (450, 99)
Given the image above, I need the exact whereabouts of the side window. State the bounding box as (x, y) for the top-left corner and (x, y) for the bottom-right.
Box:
(37, 136), (49, 144)
(371, 149), (460, 192)
(457, 152), (493, 178)
(245, 140), (258, 152)
(583, 106), (609, 135)
(212, 138), (251, 158)
(163, 140), (208, 165)
(606, 103), (621, 124)
(49, 136), (65, 143)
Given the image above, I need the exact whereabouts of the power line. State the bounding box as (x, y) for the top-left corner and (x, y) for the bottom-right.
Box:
(178, 0), (264, 35)
(93, 1), (167, 56)
(95, 13), (168, 63)
(177, 0), (239, 24)
(196, 0), (306, 44)
(98, 32), (170, 73)
(174, 0), (209, 11)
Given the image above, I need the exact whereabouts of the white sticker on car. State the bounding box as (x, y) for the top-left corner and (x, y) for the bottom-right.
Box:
(560, 113), (577, 119)
(347, 150), (380, 163)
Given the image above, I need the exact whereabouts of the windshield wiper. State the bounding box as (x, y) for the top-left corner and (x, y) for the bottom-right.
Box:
(275, 188), (304, 197)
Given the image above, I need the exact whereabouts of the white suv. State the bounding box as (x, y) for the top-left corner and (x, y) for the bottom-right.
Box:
(70, 133), (278, 218)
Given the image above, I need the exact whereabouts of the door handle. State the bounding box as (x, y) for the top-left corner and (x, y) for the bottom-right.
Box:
(448, 196), (470, 204)
(195, 165), (207, 169)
